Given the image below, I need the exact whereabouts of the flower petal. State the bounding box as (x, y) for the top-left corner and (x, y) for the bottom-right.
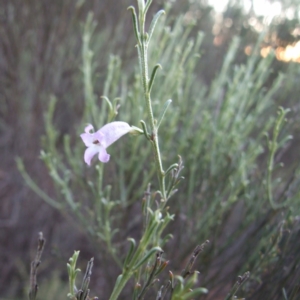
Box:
(98, 147), (110, 163)
(80, 132), (95, 147)
(85, 124), (94, 133)
(97, 121), (131, 148)
(84, 145), (99, 166)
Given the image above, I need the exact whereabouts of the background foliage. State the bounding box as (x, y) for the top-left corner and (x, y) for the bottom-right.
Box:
(1, 0), (300, 299)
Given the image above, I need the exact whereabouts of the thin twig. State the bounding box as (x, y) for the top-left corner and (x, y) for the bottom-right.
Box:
(181, 240), (209, 278)
(76, 257), (95, 300)
(29, 232), (46, 300)
(224, 271), (250, 300)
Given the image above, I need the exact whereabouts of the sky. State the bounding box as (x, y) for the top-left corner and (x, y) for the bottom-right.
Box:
(208, 0), (300, 62)
(209, 0), (283, 19)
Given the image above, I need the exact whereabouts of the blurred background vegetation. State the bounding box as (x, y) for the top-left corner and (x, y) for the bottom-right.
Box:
(1, 0), (300, 299)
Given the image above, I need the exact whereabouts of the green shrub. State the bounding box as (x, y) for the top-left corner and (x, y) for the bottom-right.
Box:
(16, 1), (300, 299)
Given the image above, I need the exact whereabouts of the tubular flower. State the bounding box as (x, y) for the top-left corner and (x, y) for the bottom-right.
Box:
(80, 122), (131, 165)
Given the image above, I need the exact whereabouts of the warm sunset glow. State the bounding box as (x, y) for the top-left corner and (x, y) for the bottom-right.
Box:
(244, 45), (252, 56)
(245, 42), (300, 63)
(213, 36), (224, 46)
(260, 41), (300, 63)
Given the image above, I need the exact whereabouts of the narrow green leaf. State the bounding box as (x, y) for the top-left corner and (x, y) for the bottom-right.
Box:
(148, 10), (165, 44)
(133, 247), (162, 270)
(123, 238), (136, 268)
(165, 163), (178, 176)
(140, 120), (151, 140)
(182, 287), (208, 299)
(144, 0), (153, 16)
(128, 6), (141, 45)
(148, 63), (162, 94)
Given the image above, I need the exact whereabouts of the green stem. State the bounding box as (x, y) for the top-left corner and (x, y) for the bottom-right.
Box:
(108, 243), (147, 300)
(267, 140), (276, 209)
(267, 107), (290, 210)
(108, 4), (168, 299)
(145, 91), (166, 199)
(108, 273), (131, 300)
(139, 19), (166, 201)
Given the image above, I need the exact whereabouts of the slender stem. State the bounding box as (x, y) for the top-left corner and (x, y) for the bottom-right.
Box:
(29, 232), (45, 300)
(108, 242), (147, 300)
(108, 4), (168, 299)
(141, 41), (149, 94)
(109, 273), (131, 300)
(145, 91), (166, 198)
(267, 141), (275, 208)
(267, 107), (289, 210)
(139, 21), (166, 201)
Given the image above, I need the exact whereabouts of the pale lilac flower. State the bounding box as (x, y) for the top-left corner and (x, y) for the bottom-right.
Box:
(80, 122), (131, 165)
